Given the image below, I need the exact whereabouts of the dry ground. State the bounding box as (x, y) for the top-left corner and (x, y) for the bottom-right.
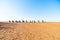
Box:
(0, 22), (60, 40)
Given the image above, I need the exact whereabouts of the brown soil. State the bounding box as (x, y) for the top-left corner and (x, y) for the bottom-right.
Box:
(0, 22), (60, 40)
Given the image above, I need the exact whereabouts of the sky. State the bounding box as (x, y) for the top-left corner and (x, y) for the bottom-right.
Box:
(0, 0), (60, 22)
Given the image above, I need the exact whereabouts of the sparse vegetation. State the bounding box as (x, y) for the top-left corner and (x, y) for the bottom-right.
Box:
(22, 20), (25, 23)
(12, 20), (14, 23)
(15, 20), (18, 23)
(33, 20), (35, 23)
(19, 20), (21, 23)
(26, 20), (28, 23)
(9, 20), (46, 23)
(9, 20), (11, 23)
(42, 20), (44, 23)
(38, 20), (40, 23)
(30, 20), (32, 23)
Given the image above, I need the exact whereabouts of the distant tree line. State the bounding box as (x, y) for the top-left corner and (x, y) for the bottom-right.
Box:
(9, 20), (46, 23)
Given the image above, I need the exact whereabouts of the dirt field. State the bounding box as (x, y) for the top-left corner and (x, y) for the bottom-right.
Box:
(0, 22), (60, 40)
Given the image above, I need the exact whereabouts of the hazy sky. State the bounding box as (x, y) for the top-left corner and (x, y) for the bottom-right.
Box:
(0, 0), (60, 22)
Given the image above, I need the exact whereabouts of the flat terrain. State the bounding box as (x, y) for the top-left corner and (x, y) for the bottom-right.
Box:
(0, 22), (60, 40)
